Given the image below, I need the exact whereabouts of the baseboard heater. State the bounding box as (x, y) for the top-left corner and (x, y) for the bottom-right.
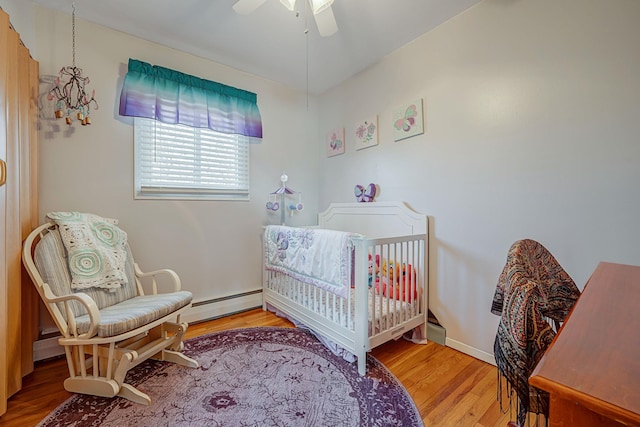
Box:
(185, 289), (263, 324)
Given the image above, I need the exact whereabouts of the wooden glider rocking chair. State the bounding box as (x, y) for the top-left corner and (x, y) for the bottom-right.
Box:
(22, 219), (199, 405)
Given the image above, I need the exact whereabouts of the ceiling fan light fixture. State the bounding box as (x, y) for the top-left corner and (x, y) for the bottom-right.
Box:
(279, 0), (296, 11)
(233, 0), (337, 36)
(309, 0), (334, 15)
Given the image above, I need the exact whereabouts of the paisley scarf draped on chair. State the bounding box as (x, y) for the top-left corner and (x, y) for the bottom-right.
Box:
(491, 239), (580, 426)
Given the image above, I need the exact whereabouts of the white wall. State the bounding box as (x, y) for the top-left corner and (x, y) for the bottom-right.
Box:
(317, 0), (640, 362)
(0, 0), (35, 49)
(33, 6), (320, 323)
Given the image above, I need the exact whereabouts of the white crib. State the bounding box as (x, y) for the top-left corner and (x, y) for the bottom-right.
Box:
(263, 201), (428, 375)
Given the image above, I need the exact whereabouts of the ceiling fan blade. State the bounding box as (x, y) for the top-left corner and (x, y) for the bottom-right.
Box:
(280, 0), (297, 11)
(233, 0), (268, 15)
(313, 5), (338, 37)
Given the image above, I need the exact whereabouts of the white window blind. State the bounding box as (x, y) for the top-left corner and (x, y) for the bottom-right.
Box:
(134, 117), (250, 200)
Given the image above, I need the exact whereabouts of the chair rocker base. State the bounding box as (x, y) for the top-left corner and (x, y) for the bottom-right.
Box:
(153, 349), (199, 368)
(63, 376), (124, 400)
(63, 321), (200, 405)
(63, 351), (198, 406)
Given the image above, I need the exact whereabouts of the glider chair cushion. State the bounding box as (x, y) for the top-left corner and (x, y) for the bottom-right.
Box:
(23, 214), (199, 405)
(33, 229), (193, 337)
(74, 292), (194, 338)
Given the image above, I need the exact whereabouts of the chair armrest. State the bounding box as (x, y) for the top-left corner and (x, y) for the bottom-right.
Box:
(42, 284), (101, 339)
(133, 263), (182, 295)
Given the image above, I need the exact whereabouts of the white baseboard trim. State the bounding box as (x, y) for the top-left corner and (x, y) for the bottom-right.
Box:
(445, 337), (496, 366)
(33, 289), (264, 362)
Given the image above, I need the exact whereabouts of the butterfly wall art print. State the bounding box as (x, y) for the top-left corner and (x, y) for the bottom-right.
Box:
(392, 98), (424, 142)
(326, 127), (345, 157)
(354, 183), (377, 203)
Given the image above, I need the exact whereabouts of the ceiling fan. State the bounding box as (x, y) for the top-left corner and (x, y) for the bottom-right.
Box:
(233, 0), (338, 37)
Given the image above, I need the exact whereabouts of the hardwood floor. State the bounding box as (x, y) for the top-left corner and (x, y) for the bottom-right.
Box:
(0, 309), (514, 426)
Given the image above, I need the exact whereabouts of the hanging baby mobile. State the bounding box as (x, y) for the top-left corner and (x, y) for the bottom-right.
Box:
(48, 3), (98, 126)
(354, 183), (377, 202)
(267, 173), (304, 225)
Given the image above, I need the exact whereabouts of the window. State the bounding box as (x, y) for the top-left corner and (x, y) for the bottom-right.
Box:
(134, 117), (250, 200)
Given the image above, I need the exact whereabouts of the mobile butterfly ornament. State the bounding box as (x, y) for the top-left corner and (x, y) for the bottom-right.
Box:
(354, 183), (377, 203)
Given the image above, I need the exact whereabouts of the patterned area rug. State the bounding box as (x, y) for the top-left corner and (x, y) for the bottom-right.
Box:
(37, 327), (423, 427)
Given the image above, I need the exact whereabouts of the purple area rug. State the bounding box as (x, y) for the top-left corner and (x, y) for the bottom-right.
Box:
(37, 327), (423, 426)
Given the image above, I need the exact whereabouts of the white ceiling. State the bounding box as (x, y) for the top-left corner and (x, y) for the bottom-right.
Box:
(31, 0), (482, 94)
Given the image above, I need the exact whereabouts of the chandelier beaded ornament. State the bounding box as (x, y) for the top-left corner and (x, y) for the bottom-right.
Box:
(48, 3), (98, 126)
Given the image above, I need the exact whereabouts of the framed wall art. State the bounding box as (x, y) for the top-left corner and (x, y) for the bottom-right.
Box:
(392, 98), (424, 141)
(354, 116), (378, 150)
(326, 127), (345, 157)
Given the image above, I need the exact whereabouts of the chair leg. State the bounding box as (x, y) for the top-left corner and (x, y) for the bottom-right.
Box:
(63, 376), (120, 399)
(61, 321), (199, 405)
(160, 349), (199, 368)
(153, 322), (199, 368)
(117, 383), (151, 406)
(164, 321), (189, 352)
(112, 350), (137, 388)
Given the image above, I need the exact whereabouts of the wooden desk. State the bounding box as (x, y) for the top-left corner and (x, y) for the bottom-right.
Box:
(530, 262), (640, 427)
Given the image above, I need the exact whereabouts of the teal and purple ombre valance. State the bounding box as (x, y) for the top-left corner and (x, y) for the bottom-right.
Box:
(119, 59), (262, 140)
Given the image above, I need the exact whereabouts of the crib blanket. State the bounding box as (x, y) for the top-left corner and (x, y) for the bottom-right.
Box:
(264, 225), (359, 298)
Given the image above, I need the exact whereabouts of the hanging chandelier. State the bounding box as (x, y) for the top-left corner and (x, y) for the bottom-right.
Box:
(48, 3), (98, 126)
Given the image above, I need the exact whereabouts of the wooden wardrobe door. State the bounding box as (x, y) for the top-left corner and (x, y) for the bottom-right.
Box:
(3, 13), (24, 405)
(0, 8), (39, 415)
(21, 55), (40, 379)
(0, 8), (9, 417)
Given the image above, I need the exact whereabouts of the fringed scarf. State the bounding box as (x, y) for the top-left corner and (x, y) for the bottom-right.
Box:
(491, 239), (580, 426)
